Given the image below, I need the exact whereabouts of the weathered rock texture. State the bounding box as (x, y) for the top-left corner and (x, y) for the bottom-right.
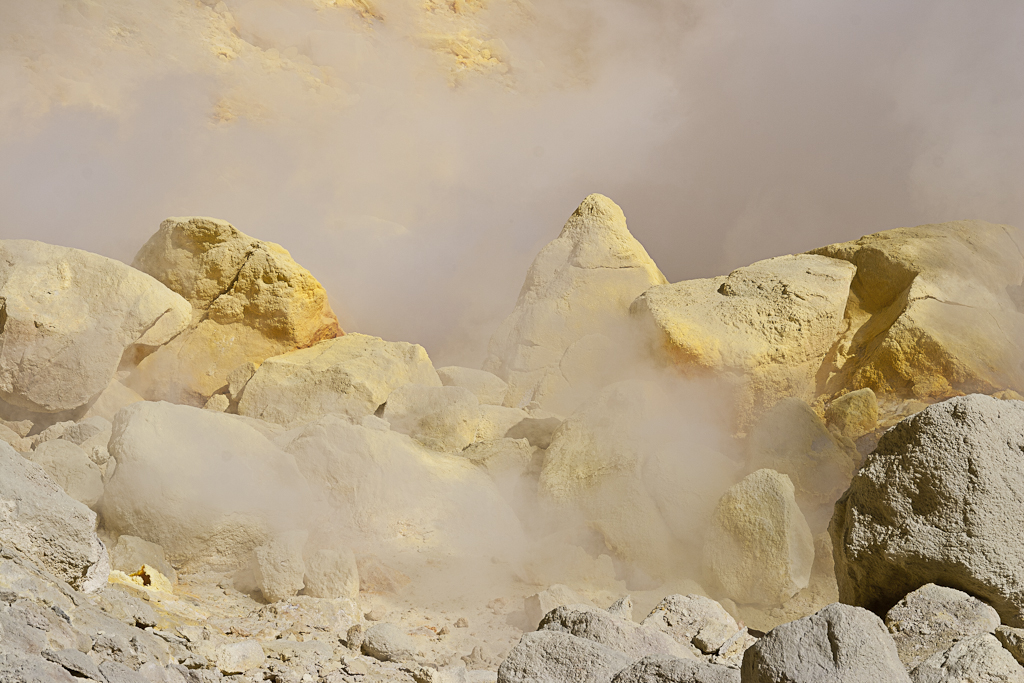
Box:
(437, 366), (508, 405)
(238, 333), (441, 428)
(538, 604), (693, 660)
(825, 388), (879, 439)
(128, 217), (341, 405)
(0, 240), (190, 414)
(484, 194), (666, 410)
(641, 594), (740, 657)
(612, 655), (739, 683)
(382, 384), (482, 451)
(910, 633), (1024, 682)
(830, 394), (1024, 625)
(26, 439), (104, 508)
(497, 630), (633, 683)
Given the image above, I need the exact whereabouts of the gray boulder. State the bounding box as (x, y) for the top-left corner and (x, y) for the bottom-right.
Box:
(539, 603), (694, 660)
(641, 594), (740, 656)
(612, 655), (739, 683)
(740, 603), (911, 682)
(830, 395), (1024, 625)
(909, 633), (1024, 682)
(362, 623), (418, 662)
(497, 630), (633, 683)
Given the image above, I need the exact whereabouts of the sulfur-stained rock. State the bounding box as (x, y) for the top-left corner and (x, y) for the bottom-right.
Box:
(303, 548), (359, 600)
(26, 439), (104, 508)
(825, 388), (879, 439)
(437, 366), (508, 405)
(128, 216), (341, 405)
(238, 333), (441, 428)
(460, 438), (534, 501)
(631, 254), (855, 426)
(485, 194), (667, 411)
(251, 531), (307, 603)
(703, 469), (814, 606)
(0, 240), (190, 414)
(383, 384), (482, 451)
(109, 535), (177, 584)
(83, 379), (145, 422)
(362, 623), (417, 662)
(476, 404), (531, 442)
(216, 640), (265, 675)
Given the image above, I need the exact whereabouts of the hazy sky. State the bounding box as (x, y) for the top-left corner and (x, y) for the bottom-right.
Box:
(1, 0), (1021, 365)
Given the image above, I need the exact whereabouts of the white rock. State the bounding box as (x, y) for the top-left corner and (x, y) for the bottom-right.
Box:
(216, 640), (265, 674)
(382, 384), (481, 451)
(437, 367), (508, 406)
(26, 439), (104, 508)
(641, 594), (740, 655)
(303, 548), (359, 600)
(252, 531), (307, 603)
(524, 584), (586, 631)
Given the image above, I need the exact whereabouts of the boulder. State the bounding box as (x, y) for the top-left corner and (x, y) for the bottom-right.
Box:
(524, 584), (587, 631)
(539, 603), (694, 660)
(61, 416), (112, 446)
(740, 603), (911, 682)
(437, 366), (508, 405)
(998, 626), (1024, 666)
(109, 536), (177, 584)
(497, 630), (633, 683)
(83, 379), (145, 423)
(382, 384), (482, 451)
(745, 398), (858, 530)
(460, 438), (534, 501)
(476, 404), (531, 442)
(303, 548), (359, 600)
(607, 596), (634, 621)
(484, 194), (667, 411)
(825, 388), (878, 439)
(0, 442), (107, 591)
(0, 240), (190, 414)
(611, 655), (739, 683)
(885, 583), (1000, 669)
(100, 401), (312, 571)
(703, 469), (814, 606)
(830, 394), (1024, 625)
(505, 416), (563, 449)
(810, 220), (1024, 399)
(238, 333), (441, 428)
(910, 633), (1024, 682)
(26, 439), (104, 508)
(631, 254), (855, 425)
(215, 640), (265, 675)
(251, 531), (307, 602)
(641, 595), (740, 656)
(128, 216), (341, 405)
(362, 623), (417, 662)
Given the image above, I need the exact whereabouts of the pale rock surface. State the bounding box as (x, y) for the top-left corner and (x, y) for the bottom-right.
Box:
(539, 603), (695, 660)
(26, 439), (104, 508)
(83, 379), (145, 422)
(497, 630), (633, 683)
(830, 394), (1024, 625)
(0, 422), (29, 452)
(438, 366), (508, 406)
(607, 596), (633, 621)
(885, 583), (1000, 669)
(61, 416), (111, 445)
(997, 626), (1024, 666)
(505, 416), (563, 449)
(101, 401), (312, 571)
(741, 603), (911, 682)
(129, 216), (341, 405)
(825, 388), (879, 439)
(641, 594), (740, 656)
(216, 640), (266, 674)
(109, 535), (177, 584)
(484, 195), (667, 410)
(362, 623), (418, 662)
(303, 548), (360, 600)
(252, 532), (307, 602)
(703, 469), (814, 606)
(383, 384), (482, 451)
(745, 398), (858, 530)
(239, 333), (441, 428)
(631, 254), (855, 425)
(0, 240), (190, 414)
(476, 404), (531, 442)
(0, 442), (108, 591)
(910, 633), (1024, 682)
(611, 655), (739, 683)
(524, 584), (586, 631)
(810, 220), (1024, 399)
(203, 393), (229, 412)
(460, 438), (534, 502)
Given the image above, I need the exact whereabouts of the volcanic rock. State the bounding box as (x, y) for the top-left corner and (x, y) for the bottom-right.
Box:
(824, 388), (879, 439)
(251, 532), (307, 602)
(303, 548), (360, 600)
(909, 633), (1024, 682)
(437, 366), (509, 405)
(383, 384), (482, 451)
(641, 594), (740, 656)
(538, 603), (694, 660)
(26, 439), (104, 508)
(109, 535), (177, 584)
(611, 655), (739, 683)
(497, 630), (633, 683)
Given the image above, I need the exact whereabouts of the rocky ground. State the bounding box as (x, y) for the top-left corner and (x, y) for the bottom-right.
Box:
(4, 195), (1024, 681)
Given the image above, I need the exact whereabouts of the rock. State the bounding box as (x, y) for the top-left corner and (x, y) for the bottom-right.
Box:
(460, 438), (534, 501)
(703, 469), (814, 606)
(216, 640), (266, 674)
(0, 653), (80, 683)
(497, 630), (633, 683)
(227, 361), (258, 403)
(26, 439), (104, 508)
(203, 394), (229, 412)
(357, 556), (411, 594)
(825, 388), (879, 439)
(346, 624), (365, 651)
(830, 394), (1024, 625)
(61, 416), (111, 445)
(476, 404), (531, 442)
(252, 532), (308, 602)
(998, 626), (1024, 666)
(641, 595), (740, 656)
(110, 536), (177, 584)
(0, 442), (107, 591)
(539, 603), (694, 660)
(382, 384), (482, 451)
(611, 655), (739, 683)
(83, 379), (145, 422)
(505, 416), (563, 449)
(631, 254), (855, 425)
(607, 596), (633, 622)
(910, 633), (1024, 682)
(42, 648), (103, 681)
(238, 333), (441, 428)
(362, 623), (417, 662)
(525, 584), (586, 631)
(885, 583), (1000, 669)
(745, 398), (859, 530)
(99, 660), (150, 683)
(303, 548), (359, 600)
(129, 217), (342, 406)
(0, 240), (191, 415)
(101, 401), (312, 571)
(810, 220), (1024, 400)
(484, 194), (667, 411)
(0, 422), (29, 452)
(438, 367), (508, 406)
(741, 603), (911, 682)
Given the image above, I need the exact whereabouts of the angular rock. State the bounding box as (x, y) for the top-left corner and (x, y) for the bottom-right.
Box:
(82, 379), (144, 422)
(383, 384), (482, 451)
(539, 603), (694, 660)
(362, 623), (417, 662)
(825, 388), (878, 439)
(998, 626), (1024, 666)
(238, 333), (441, 428)
(485, 194), (667, 411)
(524, 584), (586, 631)
(99, 660), (149, 683)
(216, 640), (266, 674)
(252, 532), (307, 602)
(0, 442), (107, 591)
(611, 655), (739, 683)
(61, 416), (111, 446)
(26, 439), (104, 508)
(741, 603), (911, 682)
(476, 404), (531, 442)
(641, 594), (740, 655)
(497, 630), (633, 683)
(460, 438), (534, 501)
(830, 394), (1024, 625)
(303, 548), (359, 600)
(42, 648), (103, 681)
(0, 240), (190, 414)
(129, 216), (342, 405)
(607, 596), (633, 622)
(885, 583), (1000, 669)
(910, 633), (1024, 682)
(437, 366), (508, 406)
(703, 469), (814, 606)
(505, 416), (563, 449)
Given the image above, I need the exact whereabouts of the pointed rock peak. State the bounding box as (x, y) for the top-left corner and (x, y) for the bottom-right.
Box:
(559, 193), (627, 238)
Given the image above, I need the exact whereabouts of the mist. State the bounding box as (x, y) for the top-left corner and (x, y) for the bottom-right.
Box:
(1, 0), (1022, 368)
